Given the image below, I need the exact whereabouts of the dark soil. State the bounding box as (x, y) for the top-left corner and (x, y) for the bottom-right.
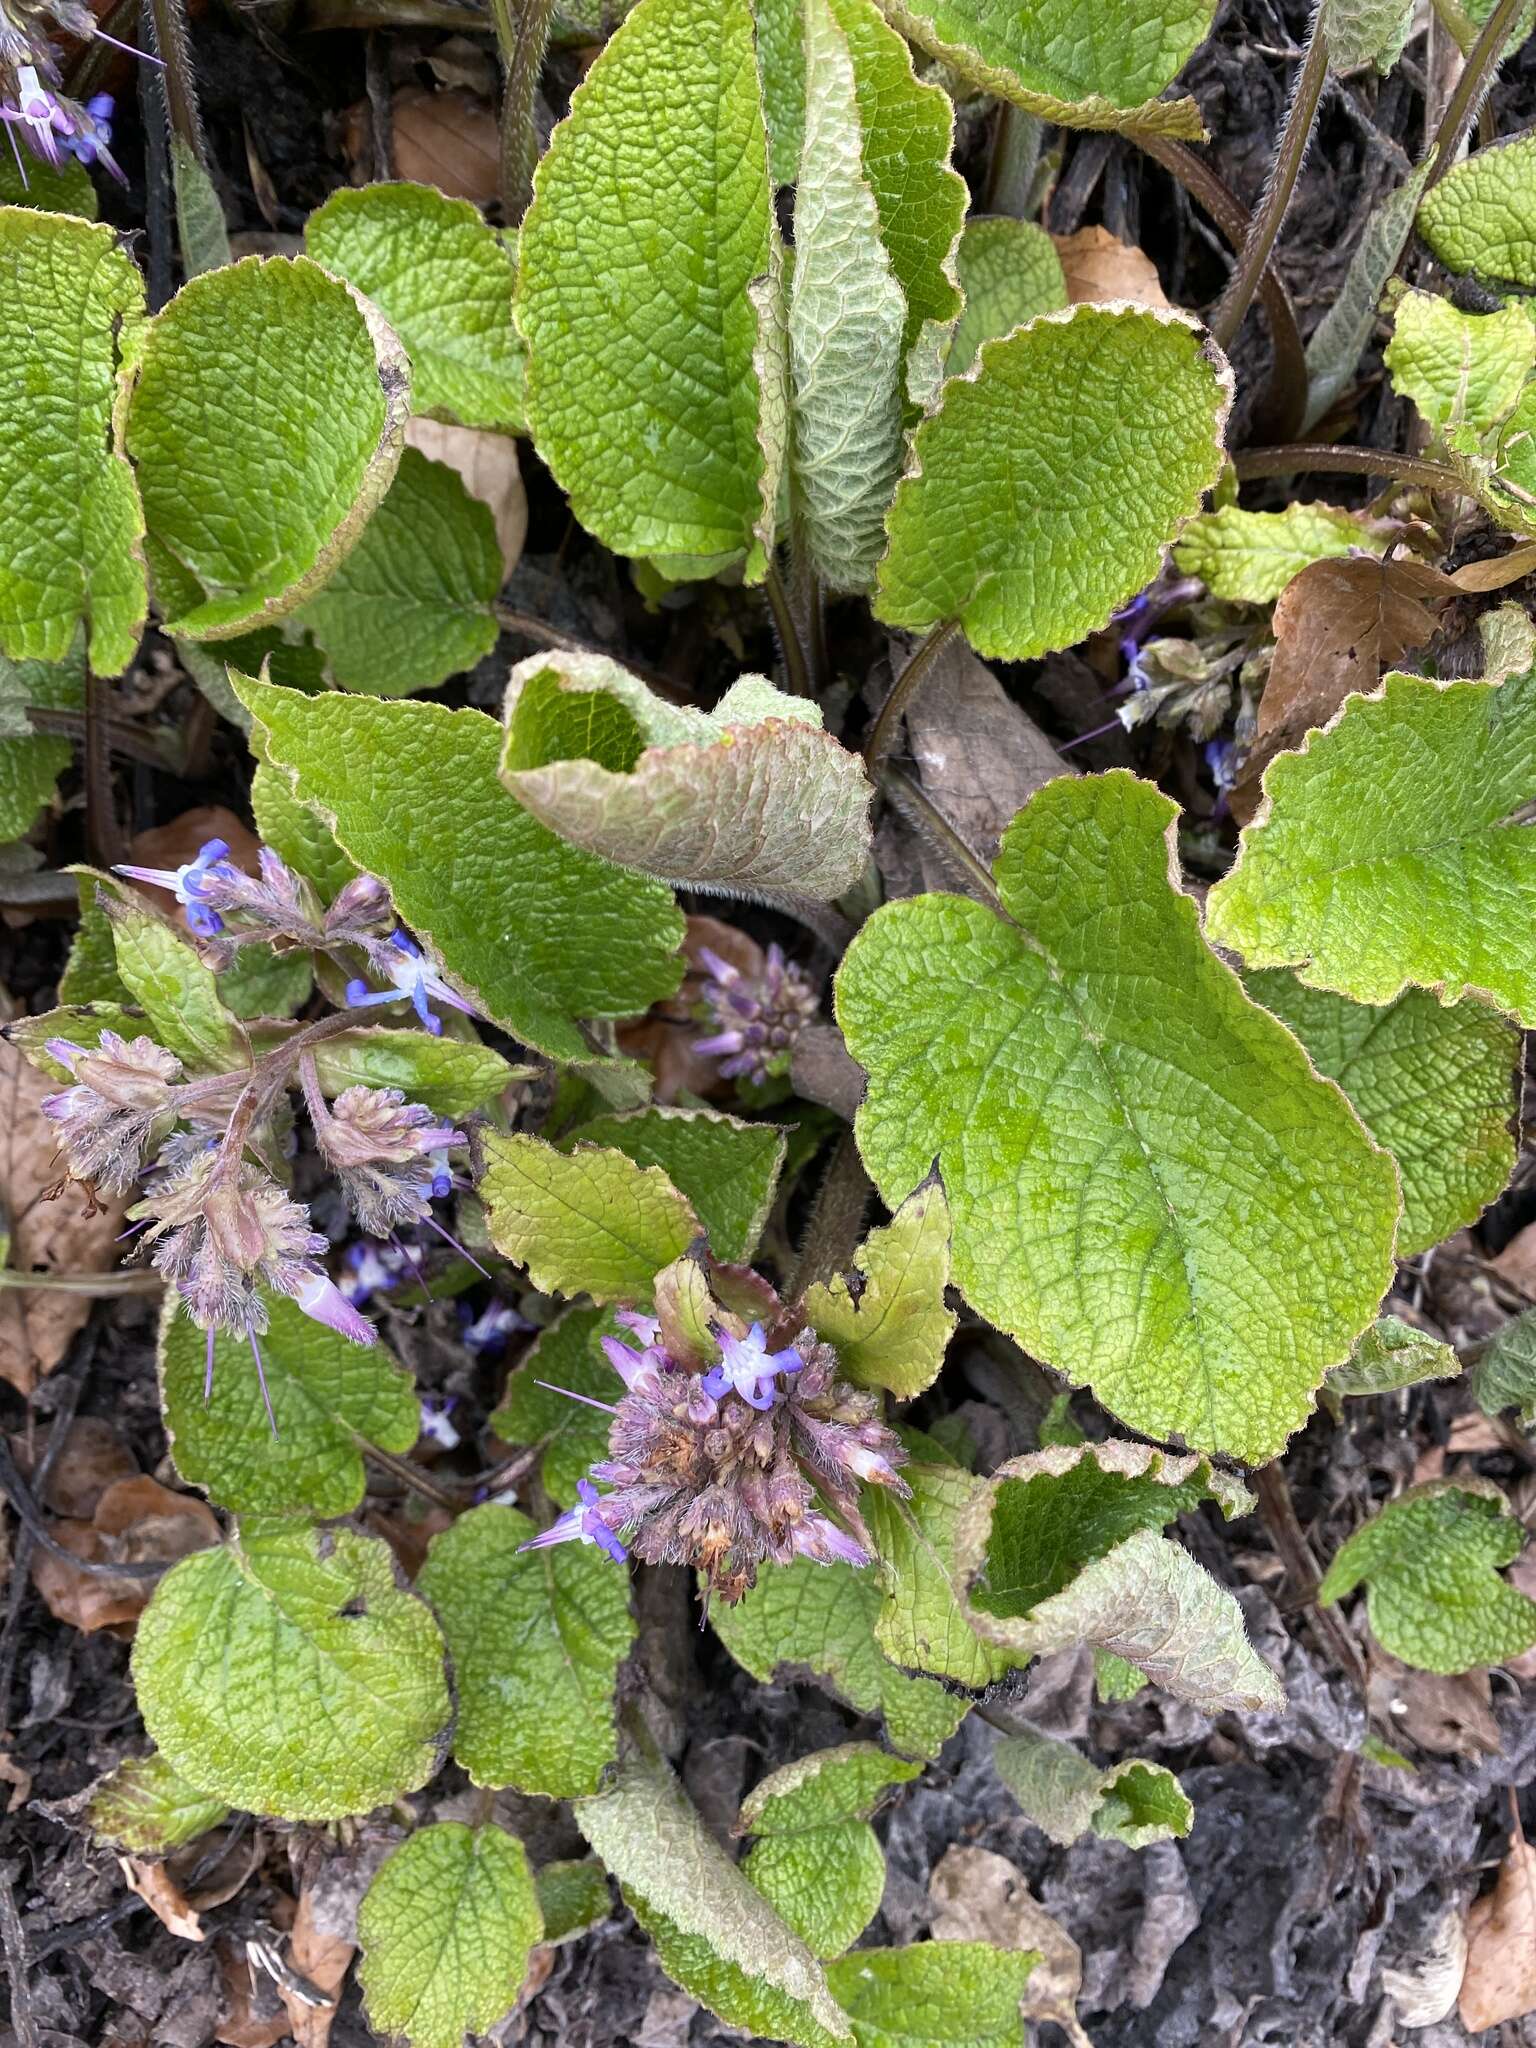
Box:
(3, 2), (1536, 2044)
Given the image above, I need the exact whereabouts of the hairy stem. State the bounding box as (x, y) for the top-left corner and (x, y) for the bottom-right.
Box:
(1210, 9), (1330, 353)
(1136, 133), (1308, 442)
(880, 767), (1006, 913)
(1234, 443), (1466, 490)
(788, 1130), (873, 1300)
(863, 619), (960, 775)
(83, 670), (122, 867)
(494, 0), (558, 223)
(1423, 0), (1525, 186)
(147, 0), (207, 158)
(1254, 1461), (1368, 1697)
(764, 562), (814, 698)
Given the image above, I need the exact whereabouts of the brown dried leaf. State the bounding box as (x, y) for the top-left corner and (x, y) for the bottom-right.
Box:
(1491, 1219), (1536, 1299)
(928, 1844), (1094, 2046)
(31, 1476), (220, 1635)
(216, 1936), (291, 2048)
(1233, 556), (1456, 824)
(390, 86), (499, 203)
(1367, 1645), (1502, 1758)
(406, 417), (527, 582)
(1054, 225), (1170, 310)
(1460, 1839), (1536, 2032)
(617, 916), (765, 1104)
(0, 1034), (130, 1394)
(13, 1413), (138, 1519)
(281, 1885), (356, 2048)
(122, 1854), (205, 1942)
(900, 635), (1074, 882)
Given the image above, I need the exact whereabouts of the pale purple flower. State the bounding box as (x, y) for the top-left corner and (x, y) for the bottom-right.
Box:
(701, 1321), (803, 1411)
(2, 65), (63, 167)
(600, 1330), (668, 1395)
(323, 871), (392, 942)
(419, 1395), (461, 1449)
(346, 931), (475, 1037)
(791, 1513), (871, 1567)
(293, 1269), (377, 1346)
(519, 1476), (629, 1563)
(115, 837), (234, 939)
(694, 944), (817, 1085)
(341, 1239), (407, 1306)
(460, 1298), (529, 1352)
(305, 1080), (466, 1238)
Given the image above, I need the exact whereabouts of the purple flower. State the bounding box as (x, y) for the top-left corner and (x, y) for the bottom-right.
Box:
(419, 1395), (461, 1450)
(341, 1239), (407, 1306)
(60, 92), (115, 171)
(346, 931), (475, 1037)
(116, 837), (234, 939)
(460, 1298), (529, 1352)
(700, 1321), (803, 1411)
(790, 1513), (871, 1567)
(600, 1329), (668, 1395)
(293, 1270), (378, 1346)
(2, 66), (64, 168)
(519, 1476), (629, 1563)
(305, 1080), (465, 1238)
(41, 1031), (182, 1195)
(694, 943), (817, 1086)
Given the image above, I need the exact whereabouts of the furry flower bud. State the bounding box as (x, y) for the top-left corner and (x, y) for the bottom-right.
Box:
(693, 943), (818, 1085)
(41, 1032), (182, 1194)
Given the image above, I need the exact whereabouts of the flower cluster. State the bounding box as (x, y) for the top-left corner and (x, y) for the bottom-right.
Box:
(524, 1310), (907, 1603)
(0, 0), (161, 187)
(693, 944), (818, 1086)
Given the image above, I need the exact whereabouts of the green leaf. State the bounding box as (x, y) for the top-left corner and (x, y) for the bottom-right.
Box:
(0, 644), (82, 839)
(518, 0), (778, 574)
(575, 1749), (853, 2045)
(1472, 1308), (1536, 1426)
(1329, 1314), (1462, 1399)
(170, 135), (231, 279)
(125, 255), (410, 641)
(1173, 502), (1380, 604)
(826, 0), (965, 374)
(0, 150), (96, 216)
(1303, 160), (1434, 432)
(874, 306), (1230, 660)
(417, 1503), (634, 1796)
(1418, 132), (1536, 287)
(1206, 670), (1536, 1025)
(235, 676), (685, 1063)
(358, 1823), (543, 2048)
(480, 1132), (700, 1302)
(306, 181), (524, 431)
(108, 903), (240, 1073)
(501, 654), (873, 899)
(825, 1943), (1040, 2048)
(1385, 290), (1535, 448)
(1093, 1650), (1146, 1703)
(536, 1859), (612, 1943)
(837, 771), (1399, 1461)
(563, 1106), (786, 1263)
(950, 1442), (1279, 1712)
(865, 1454), (1018, 1688)
(1242, 969), (1518, 1255)
(491, 1306), (618, 1506)
(711, 1557), (967, 1758)
(87, 1750), (229, 1855)
(0, 209), (146, 673)
(159, 1291), (420, 1518)
(217, 942), (313, 1022)
(59, 873), (132, 1006)
(875, 0), (1216, 139)
(132, 1519), (451, 1820)
(308, 1026), (522, 1120)
(803, 1181), (954, 1397)
(296, 447), (501, 694)
(1318, 1480), (1536, 1674)
(250, 753), (360, 902)
(992, 1724), (1190, 1848)
(759, 0), (807, 181)
(7, 1002), (145, 1079)
(1323, 0), (1415, 70)
(789, 0), (906, 593)
(740, 1744), (919, 1959)
(946, 217), (1067, 380)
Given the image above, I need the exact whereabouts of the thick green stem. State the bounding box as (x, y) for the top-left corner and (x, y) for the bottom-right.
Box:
(1423, 0), (1525, 186)
(862, 619), (959, 775)
(495, 0), (559, 224)
(1210, 10), (1330, 353)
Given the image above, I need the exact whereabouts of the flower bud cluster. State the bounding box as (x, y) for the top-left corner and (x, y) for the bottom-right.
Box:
(693, 944), (818, 1086)
(523, 1311), (907, 1603)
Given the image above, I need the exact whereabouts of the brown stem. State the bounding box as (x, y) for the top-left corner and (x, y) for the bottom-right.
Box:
(359, 1440), (462, 1512)
(1254, 1461), (1368, 1698)
(210, 1006), (386, 1170)
(862, 619), (959, 775)
(1233, 443), (1466, 491)
(1424, 0), (1524, 186)
(147, 0), (207, 159)
(1210, 11), (1330, 353)
(493, 606), (687, 701)
(83, 670), (122, 867)
(788, 1130), (873, 1300)
(880, 767), (1006, 914)
(1135, 134), (1308, 442)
